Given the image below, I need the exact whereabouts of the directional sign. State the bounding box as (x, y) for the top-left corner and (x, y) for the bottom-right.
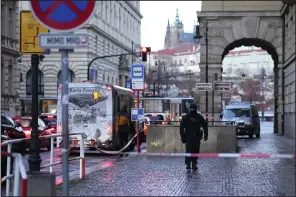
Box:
(20, 11), (49, 54)
(196, 83), (213, 91)
(30, 0), (97, 32)
(131, 108), (144, 121)
(125, 80), (131, 89)
(39, 33), (88, 49)
(214, 82), (231, 91)
(131, 64), (145, 90)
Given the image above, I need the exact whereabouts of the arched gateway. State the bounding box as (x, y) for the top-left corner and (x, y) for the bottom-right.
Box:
(196, 1), (295, 139)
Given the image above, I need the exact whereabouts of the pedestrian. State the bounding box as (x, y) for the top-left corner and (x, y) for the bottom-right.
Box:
(180, 104), (208, 170)
(116, 105), (130, 157)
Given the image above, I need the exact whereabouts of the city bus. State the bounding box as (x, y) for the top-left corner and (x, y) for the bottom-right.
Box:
(56, 82), (134, 151)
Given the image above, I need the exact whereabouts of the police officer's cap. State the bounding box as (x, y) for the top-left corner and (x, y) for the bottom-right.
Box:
(190, 104), (197, 111)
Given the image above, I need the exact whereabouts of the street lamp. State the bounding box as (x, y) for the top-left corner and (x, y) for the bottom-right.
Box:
(28, 54), (44, 172)
(194, 19), (209, 122)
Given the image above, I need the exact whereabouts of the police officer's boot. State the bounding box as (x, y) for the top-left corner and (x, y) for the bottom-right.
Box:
(192, 161), (198, 170)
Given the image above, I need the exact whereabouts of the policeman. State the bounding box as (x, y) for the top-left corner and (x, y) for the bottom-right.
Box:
(180, 104), (208, 170)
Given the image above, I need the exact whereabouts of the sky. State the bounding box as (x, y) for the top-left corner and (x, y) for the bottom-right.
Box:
(140, 1), (202, 51)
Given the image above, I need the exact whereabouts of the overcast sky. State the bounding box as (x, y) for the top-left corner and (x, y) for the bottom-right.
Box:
(140, 1), (202, 51)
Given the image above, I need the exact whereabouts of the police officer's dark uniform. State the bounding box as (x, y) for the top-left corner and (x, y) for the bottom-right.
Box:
(180, 104), (208, 170)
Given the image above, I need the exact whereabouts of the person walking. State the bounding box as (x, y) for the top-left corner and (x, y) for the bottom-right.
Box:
(116, 105), (130, 157)
(180, 104), (208, 170)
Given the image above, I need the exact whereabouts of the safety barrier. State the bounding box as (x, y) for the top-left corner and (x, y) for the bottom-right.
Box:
(1, 152), (27, 196)
(90, 151), (296, 159)
(1, 133), (85, 196)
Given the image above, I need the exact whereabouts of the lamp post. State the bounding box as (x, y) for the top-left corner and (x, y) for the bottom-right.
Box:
(28, 54), (44, 172)
(194, 20), (209, 121)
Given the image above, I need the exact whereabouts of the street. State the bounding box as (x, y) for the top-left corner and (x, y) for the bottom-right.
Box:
(56, 122), (295, 196)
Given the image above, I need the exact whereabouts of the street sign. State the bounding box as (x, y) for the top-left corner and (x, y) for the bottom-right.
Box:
(125, 80), (131, 89)
(20, 11), (49, 54)
(196, 83), (213, 91)
(131, 64), (145, 90)
(39, 33), (88, 49)
(214, 82), (231, 91)
(131, 108), (144, 121)
(30, 0), (97, 32)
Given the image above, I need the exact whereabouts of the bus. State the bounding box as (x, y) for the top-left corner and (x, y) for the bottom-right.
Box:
(56, 82), (134, 151)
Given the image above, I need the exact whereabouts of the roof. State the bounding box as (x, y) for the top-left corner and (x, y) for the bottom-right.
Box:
(151, 43), (200, 56)
(228, 49), (265, 55)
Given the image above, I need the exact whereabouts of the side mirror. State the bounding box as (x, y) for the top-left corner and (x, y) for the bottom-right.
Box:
(219, 114), (223, 119)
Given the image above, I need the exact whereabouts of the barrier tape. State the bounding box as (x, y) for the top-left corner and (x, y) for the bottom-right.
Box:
(98, 151), (296, 159)
(95, 132), (138, 154)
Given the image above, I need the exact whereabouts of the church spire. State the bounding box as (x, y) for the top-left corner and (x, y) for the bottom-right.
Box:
(167, 18), (170, 28)
(175, 8), (179, 24)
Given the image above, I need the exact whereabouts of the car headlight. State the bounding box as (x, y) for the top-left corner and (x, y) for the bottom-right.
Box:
(245, 121), (252, 125)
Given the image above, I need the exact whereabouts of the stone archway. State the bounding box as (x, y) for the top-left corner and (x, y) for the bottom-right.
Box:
(196, 11), (283, 134)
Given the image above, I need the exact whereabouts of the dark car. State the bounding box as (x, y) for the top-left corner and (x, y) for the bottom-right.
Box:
(220, 102), (260, 138)
(1, 114), (27, 178)
(14, 117), (52, 151)
(39, 113), (57, 134)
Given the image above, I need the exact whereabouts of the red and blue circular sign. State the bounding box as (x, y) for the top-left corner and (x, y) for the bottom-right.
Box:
(30, 0), (97, 32)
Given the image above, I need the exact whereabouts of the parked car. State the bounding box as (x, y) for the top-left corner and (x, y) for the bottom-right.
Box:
(39, 113), (57, 134)
(220, 101), (260, 138)
(13, 117), (52, 151)
(1, 113), (26, 178)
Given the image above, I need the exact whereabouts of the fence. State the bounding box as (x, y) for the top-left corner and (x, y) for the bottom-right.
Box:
(1, 152), (27, 196)
(1, 133), (85, 196)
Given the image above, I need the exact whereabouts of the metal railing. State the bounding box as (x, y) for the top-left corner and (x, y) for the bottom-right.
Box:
(1, 152), (27, 196)
(1, 133), (85, 196)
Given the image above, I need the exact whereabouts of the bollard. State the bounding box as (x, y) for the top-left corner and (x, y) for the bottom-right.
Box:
(25, 172), (56, 196)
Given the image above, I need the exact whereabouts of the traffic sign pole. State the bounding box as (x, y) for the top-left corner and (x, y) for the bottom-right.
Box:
(136, 90), (140, 153)
(60, 49), (72, 196)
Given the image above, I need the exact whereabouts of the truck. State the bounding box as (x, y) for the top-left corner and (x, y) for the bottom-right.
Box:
(56, 81), (134, 151)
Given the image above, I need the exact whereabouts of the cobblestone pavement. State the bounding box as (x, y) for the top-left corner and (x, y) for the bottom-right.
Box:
(59, 133), (295, 196)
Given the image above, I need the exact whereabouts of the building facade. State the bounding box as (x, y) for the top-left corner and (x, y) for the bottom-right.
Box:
(281, 2), (296, 140)
(164, 9), (198, 49)
(18, 1), (142, 115)
(1, 1), (21, 117)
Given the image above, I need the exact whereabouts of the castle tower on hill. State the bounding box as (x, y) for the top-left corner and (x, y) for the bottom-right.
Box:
(164, 9), (198, 49)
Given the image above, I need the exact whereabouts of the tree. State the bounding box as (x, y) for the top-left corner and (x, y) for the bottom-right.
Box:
(239, 79), (262, 103)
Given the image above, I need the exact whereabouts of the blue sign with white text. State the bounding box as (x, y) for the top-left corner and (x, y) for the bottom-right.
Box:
(131, 108), (144, 121)
(125, 80), (131, 89)
(131, 64), (145, 79)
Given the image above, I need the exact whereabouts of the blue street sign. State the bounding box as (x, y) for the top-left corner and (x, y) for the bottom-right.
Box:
(131, 64), (145, 79)
(125, 80), (131, 89)
(131, 108), (144, 121)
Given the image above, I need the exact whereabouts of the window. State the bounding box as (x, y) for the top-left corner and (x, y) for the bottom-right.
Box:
(95, 36), (98, 54)
(26, 69), (44, 96)
(1, 115), (14, 126)
(1, 4), (5, 35)
(57, 69), (75, 88)
(8, 65), (13, 95)
(100, 1), (103, 17)
(1, 63), (5, 92)
(8, 8), (13, 36)
(102, 40), (105, 55)
(103, 74), (105, 81)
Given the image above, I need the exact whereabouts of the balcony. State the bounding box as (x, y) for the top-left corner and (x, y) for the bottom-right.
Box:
(1, 35), (19, 56)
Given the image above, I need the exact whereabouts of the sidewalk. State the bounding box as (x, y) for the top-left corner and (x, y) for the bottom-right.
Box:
(57, 133), (295, 196)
